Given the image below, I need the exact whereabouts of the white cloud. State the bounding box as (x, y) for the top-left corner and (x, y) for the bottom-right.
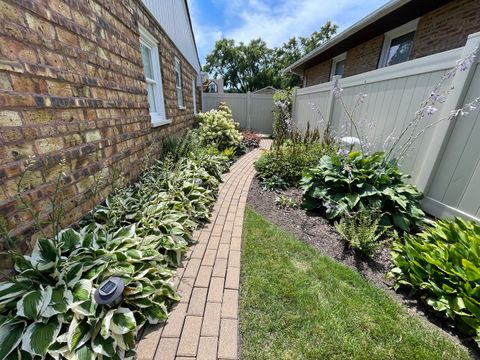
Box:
(189, 0), (389, 63)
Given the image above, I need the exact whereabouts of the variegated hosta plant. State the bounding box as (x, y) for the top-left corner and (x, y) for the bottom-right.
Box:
(0, 225), (179, 359)
(0, 143), (231, 359)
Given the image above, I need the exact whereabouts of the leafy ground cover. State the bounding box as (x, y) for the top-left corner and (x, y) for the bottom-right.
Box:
(240, 207), (471, 360)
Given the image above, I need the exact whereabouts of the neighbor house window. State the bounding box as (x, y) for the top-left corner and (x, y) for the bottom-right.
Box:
(175, 57), (185, 108)
(139, 26), (167, 126)
(330, 53), (346, 80)
(208, 81), (218, 93)
(379, 19), (418, 68)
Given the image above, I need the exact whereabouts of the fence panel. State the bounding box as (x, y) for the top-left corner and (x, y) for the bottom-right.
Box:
(202, 92), (274, 134)
(292, 34), (480, 222)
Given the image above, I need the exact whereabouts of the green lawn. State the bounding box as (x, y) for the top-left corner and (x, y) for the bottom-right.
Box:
(240, 207), (471, 360)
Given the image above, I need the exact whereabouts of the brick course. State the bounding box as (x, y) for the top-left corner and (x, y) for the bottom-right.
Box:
(0, 0), (200, 254)
(304, 59), (332, 87)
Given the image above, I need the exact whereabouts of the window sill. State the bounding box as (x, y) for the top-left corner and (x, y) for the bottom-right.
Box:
(151, 119), (172, 128)
(178, 106), (186, 111)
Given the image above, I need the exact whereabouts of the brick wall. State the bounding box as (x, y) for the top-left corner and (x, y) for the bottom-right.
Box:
(304, 60), (332, 87)
(344, 35), (384, 77)
(0, 0), (199, 254)
(411, 0), (480, 59)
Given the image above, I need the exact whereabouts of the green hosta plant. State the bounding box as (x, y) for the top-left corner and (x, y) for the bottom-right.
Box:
(196, 103), (243, 152)
(390, 217), (480, 346)
(301, 151), (424, 232)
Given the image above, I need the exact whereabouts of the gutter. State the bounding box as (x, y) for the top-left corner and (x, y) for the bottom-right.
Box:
(282, 0), (410, 74)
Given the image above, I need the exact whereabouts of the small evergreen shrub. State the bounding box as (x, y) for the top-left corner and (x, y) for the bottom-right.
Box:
(301, 151), (424, 232)
(390, 217), (480, 346)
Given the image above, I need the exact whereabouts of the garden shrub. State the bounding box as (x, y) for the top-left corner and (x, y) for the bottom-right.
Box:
(390, 217), (480, 346)
(0, 132), (230, 359)
(301, 151), (424, 232)
(242, 130), (261, 149)
(254, 142), (325, 189)
(196, 102), (243, 152)
(272, 89), (292, 144)
(335, 208), (390, 257)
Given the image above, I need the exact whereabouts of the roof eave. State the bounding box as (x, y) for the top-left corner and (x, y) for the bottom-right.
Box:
(282, 0), (411, 74)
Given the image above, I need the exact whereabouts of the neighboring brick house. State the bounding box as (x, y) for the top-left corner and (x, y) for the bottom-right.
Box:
(0, 0), (202, 253)
(284, 0), (480, 87)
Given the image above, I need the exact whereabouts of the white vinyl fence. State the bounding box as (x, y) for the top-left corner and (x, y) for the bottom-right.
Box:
(202, 92), (274, 134)
(292, 31), (480, 222)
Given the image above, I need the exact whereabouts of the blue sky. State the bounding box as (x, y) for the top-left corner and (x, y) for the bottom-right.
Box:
(187, 0), (390, 65)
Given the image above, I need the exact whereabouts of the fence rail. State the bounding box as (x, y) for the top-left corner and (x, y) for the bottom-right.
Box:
(292, 31), (480, 222)
(202, 92), (274, 134)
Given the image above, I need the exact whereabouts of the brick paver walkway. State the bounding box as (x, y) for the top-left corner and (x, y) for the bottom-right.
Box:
(137, 139), (272, 360)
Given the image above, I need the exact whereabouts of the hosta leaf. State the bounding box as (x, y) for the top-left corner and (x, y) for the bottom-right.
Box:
(29, 238), (58, 271)
(72, 345), (94, 360)
(144, 302), (168, 324)
(0, 320), (25, 359)
(0, 279), (31, 303)
(58, 228), (82, 253)
(21, 318), (61, 357)
(110, 308), (136, 335)
(67, 317), (90, 352)
(72, 280), (93, 302)
(17, 287), (52, 320)
(92, 334), (116, 357)
(63, 263), (85, 287)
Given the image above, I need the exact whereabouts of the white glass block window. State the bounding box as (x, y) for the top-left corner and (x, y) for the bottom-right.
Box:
(379, 19), (418, 68)
(139, 26), (168, 126)
(175, 57), (185, 109)
(192, 78), (197, 114)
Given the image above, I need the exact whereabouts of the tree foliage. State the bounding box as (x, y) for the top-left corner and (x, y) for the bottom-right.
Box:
(204, 21), (337, 92)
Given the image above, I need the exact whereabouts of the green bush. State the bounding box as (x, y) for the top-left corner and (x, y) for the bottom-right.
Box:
(0, 133), (230, 359)
(254, 143), (325, 189)
(301, 151), (424, 232)
(335, 208), (390, 257)
(196, 103), (243, 152)
(390, 217), (480, 346)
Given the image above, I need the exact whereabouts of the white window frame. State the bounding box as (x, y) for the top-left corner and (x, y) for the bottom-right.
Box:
(192, 78), (197, 114)
(378, 18), (419, 68)
(139, 25), (168, 127)
(330, 52), (347, 80)
(175, 57), (185, 109)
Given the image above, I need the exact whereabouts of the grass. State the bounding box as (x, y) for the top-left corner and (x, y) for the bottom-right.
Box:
(240, 207), (471, 360)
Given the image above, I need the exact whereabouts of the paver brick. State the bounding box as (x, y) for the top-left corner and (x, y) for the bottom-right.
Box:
(201, 302), (221, 337)
(221, 290), (238, 319)
(212, 258), (228, 278)
(225, 267), (240, 290)
(177, 316), (202, 357)
(207, 277), (225, 303)
(197, 337), (218, 360)
(202, 249), (217, 266)
(191, 243), (207, 259)
(228, 251), (241, 268)
(207, 236), (221, 250)
(195, 266), (213, 288)
(217, 244), (230, 259)
(218, 319), (238, 359)
(153, 337), (179, 360)
(187, 287), (207, 316)
(178, 277), (195, 303)
(183, 258), (201, 278)
(162, 303), (187, 338)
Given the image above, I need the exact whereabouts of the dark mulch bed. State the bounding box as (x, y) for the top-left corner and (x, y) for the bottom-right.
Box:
(247, 177), (480, 358)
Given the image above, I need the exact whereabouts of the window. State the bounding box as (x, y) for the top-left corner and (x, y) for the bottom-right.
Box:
(192, 78), (197, 114)
(330, 53), (346, 80)
(379, 19), (418, 68)
(139, 26), (167, 126)
(175, 57), (185, 108)
(208, 81), (218, 93)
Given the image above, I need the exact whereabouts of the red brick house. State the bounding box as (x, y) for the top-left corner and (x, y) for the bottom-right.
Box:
(0, 0), (202, 252)
(284, 0), (480, 87)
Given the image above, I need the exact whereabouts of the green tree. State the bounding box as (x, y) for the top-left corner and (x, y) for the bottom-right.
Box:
(203, 21), (337, 91)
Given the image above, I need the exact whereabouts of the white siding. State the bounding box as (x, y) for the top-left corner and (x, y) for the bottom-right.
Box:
(142, 0), (200, 73)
